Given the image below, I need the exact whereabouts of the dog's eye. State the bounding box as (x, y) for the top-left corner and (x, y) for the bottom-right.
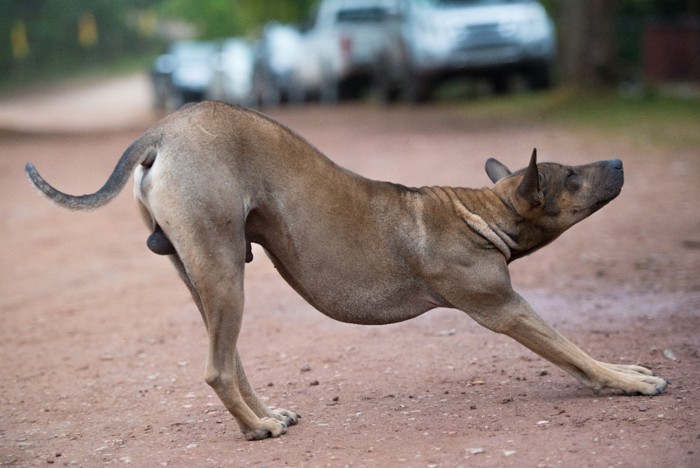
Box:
(566, 173), (582, 191)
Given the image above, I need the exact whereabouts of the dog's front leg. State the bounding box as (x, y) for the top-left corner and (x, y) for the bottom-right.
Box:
(460, 289), (669, 395)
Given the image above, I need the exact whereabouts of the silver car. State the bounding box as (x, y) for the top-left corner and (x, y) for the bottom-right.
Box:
(208, 38), (255, 107)
(151, 41), (217, 110)
(391, 0), (556, 101)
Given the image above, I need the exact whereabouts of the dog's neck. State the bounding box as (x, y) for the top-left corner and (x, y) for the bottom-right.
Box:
(427, 187), (519, 260)
(442, 187), (516, 259)
(450, 187), (567, 262)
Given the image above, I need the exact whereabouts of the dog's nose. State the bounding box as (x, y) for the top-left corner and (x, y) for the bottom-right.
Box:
(610, 159), (623, 171)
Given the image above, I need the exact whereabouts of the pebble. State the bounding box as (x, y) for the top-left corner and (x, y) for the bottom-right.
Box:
(663, 349), (678, 361)
(467, 447), (484, 455)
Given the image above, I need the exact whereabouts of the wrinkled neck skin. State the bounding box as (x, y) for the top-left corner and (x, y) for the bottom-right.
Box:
(427, 186), (555, 263)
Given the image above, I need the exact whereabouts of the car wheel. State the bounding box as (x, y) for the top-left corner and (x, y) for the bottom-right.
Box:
(526, 63), (552, 90)
(401, 69), (432, 103)
(372, 59), (400, 105)
(492, 75), (511, 95)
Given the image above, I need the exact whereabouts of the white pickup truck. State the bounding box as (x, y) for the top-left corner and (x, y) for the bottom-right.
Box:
(292, 0), (402, 101)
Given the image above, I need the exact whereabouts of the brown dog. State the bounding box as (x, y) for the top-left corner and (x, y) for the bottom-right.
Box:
(26, 102), (667, 441)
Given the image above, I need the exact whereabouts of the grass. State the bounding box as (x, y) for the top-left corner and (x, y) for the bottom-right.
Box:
(457, 86), (700, 149)
(0, 53), (157, 99)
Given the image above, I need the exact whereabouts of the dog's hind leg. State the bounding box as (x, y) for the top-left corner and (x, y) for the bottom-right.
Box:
(167, 215), (296, 440)
(169, 253), (299, 429)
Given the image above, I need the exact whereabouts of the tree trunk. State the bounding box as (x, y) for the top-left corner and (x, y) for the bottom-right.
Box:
(558, 0), (619, 87)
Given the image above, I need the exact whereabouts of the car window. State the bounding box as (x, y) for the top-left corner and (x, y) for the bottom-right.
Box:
(426, 0), (523, 5)
(336, 8), (388, 23)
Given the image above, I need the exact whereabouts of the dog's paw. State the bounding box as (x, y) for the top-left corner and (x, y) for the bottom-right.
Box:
(597, 362), (669, 395)
(270, 408), (301, 426)
(243, 417), (287, 441)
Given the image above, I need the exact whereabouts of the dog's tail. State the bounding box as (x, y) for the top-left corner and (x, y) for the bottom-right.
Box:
(25, 134), (159, 210)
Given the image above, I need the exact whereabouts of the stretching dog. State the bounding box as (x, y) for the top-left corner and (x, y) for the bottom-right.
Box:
(26, 102), (667, 441)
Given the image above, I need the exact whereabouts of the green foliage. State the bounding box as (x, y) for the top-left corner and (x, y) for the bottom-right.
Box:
(459, 87), (700, 149)
(1, 0), (695, 91)
(0, 0), (316, 88)
(0, 0), (164, 85)
(158, 0), (317, 38)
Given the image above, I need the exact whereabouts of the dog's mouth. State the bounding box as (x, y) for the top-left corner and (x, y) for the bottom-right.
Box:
(603, 183), (623, 200)
(595, 166), (624, 205)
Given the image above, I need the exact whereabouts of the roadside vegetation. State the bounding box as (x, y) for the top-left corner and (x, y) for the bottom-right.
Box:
(2, 1), (697, 149)
(456, 86), (700, 149)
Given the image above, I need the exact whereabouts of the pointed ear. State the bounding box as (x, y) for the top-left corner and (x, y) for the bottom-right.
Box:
(516, 148), (543, 207)
(485, 158), (511, 183)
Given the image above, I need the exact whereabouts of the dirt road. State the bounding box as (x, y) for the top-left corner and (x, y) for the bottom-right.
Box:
(1, 74), (698, 467)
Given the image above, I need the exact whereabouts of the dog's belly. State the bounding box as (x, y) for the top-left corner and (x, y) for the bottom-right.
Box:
(262, 246), (437, 325)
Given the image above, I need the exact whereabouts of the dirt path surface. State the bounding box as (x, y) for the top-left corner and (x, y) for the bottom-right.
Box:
(1, 74), (699, 467)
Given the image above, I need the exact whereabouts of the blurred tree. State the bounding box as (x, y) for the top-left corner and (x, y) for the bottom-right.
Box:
(1, 0), (320, 87)
(158, 0), (317, 38)
(557, 0), (618, 87)
(0, 0), (163, 85)
(554, 0), (697, 87)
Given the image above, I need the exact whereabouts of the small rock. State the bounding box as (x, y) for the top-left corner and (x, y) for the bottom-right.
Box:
(186, 443), (198, 450)
(536, 420), (549, 425)
(301, 364), (311, 372)
(503, 450), (517, 457)
(681, 240), (700, 250)
(663, 349), (678, 361)
(309, 380), (319, 386)
(437, 328), (457, 337)
(467, 447), (485, 455)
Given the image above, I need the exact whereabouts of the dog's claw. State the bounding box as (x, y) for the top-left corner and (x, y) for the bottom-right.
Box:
(243, 418), (287, 441)
(593, 361), (669, 396)
(271, 408), (301, 426)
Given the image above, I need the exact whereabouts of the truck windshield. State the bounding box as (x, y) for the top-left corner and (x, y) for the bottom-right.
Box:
(336, 8), (388, 23)
(430, 0), (522, 5)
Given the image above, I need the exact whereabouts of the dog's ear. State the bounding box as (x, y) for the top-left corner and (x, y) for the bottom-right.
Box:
(516, 148), (543, 208)
(485, 158), (511, 183)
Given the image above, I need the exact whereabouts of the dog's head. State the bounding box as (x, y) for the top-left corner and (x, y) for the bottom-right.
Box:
(485, 149), (624, 257)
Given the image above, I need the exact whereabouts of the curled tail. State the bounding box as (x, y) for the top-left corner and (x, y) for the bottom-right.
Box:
(25, 134), (159, 210)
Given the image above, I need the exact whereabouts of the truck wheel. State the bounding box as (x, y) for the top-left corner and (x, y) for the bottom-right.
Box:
(401, 71), (432, 103)
(527, 63), (552, 90)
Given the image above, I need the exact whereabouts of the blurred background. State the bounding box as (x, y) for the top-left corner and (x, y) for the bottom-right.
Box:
(1, 0), (699, 112)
